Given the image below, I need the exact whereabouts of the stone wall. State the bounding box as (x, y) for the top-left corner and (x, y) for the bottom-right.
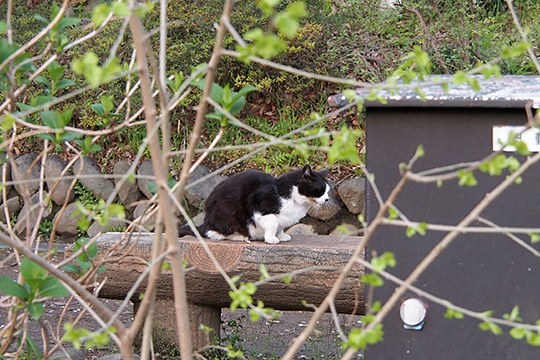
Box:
(1, 154), (365, 240)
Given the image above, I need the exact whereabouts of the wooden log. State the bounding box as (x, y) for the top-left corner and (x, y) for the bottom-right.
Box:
(94, 233), (365, 314)
(88, 232), (365, 350)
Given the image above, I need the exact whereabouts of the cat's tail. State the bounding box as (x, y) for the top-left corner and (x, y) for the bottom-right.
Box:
(178, 224), (206, 237)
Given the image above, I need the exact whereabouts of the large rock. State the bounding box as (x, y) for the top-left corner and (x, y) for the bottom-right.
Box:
(137, 160), (155, 199)
(337, 177), (366, 215)
(329, 223), (362, 236)
(74, 156), (115, 201)
(286, 223), (316, 236)
(307, 182), (342, 220)
(0, 195), (22, 223)
(12, 153), (41, 196)
(87, 218), (126, 238)
(301, 207), (360, 235)
(132, 201), (156, 231)
(113, 160), (143, 209)
(185, 165), (225, 209)
(49, 348), (86, 360)
(53, 202), (79, 235)
(45, 155), (75, 206)
(96, 354), (140, 360)
(14, 191), (53, 233)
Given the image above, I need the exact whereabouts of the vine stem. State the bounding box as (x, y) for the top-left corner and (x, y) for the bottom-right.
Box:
(127, 9), (192, 360)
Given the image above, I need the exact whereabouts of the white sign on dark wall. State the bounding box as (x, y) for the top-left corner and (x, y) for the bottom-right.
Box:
(492, 126), (540, 152)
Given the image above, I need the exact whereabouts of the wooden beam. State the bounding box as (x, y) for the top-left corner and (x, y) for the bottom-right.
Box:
(86, 232), (365, 350)
(93, 233), (364, 314)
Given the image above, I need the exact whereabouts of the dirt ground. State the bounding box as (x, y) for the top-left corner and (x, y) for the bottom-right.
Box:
(0, 247), (362, 359)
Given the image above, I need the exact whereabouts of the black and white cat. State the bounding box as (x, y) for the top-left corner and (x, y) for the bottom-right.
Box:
(178, 165), (330, 244)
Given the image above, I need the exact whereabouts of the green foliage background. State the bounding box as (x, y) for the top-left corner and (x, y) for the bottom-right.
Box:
(2, 0), (540, 172)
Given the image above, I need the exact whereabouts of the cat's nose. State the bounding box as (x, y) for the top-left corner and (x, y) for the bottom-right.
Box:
(324, 198), (329, 202)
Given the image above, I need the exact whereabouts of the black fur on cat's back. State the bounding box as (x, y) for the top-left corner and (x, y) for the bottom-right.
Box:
(178, 165), (329, 240)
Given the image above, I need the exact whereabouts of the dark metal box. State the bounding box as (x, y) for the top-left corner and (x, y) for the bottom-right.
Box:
(363, 76), (540, 359)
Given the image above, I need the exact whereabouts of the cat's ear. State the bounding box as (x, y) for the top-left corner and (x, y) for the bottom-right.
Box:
(302, 165), (315, 179)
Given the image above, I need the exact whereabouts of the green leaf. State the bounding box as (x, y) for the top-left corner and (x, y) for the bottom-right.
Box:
(0, 21), (7, 35)
(20, 258), (48, 288)
(453, 71), (468, 85)
(503, 306), (521, 322)
(273, 1), (308, 38)
(48, 62), (65, 83)
(526, 332), (540, 347)
(479, 321), (502, 335)
(35, 75), (52, 88)
(502, 41), (531, 60)
(229, 97), (246, 116)
(1, 113), (16, 132)
(38, 277), (69, 298)
(27, 302), (45, 320)
(415, 144), (425, 158)
(25, 337), (42, 359)
(344, 325), (384, 350)
(62, 263), (79, 273)
(509, 327), (528, 340)
(232, 85), (257, 101)
(457, 170), (478, 187)
(444, 307), (464, 320)
(361, 273), (384, 287)
(241, 29), (287, 59)
(259, 264), (270, 281)
(327, 126), (362, 165)
(0, 276), (29, 299)
(60, 131), (83, 142)
(91, 103), (106, 117)
(101, 95), (115, 113)
(56, 79), (76, 90)
(257, 0), (280, 15)
(112, 1), (130, 17)
(92, 4), (111, 27)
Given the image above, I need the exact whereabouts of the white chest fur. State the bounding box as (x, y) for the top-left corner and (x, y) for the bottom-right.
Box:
(277, 187), (311, 228)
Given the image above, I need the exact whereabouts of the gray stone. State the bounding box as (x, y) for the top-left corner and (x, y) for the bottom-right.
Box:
(0, 195), (21, 223)
(286, 223), (316, 236)
(74, 156), (115, 201)
(53, 202), (79, 235)
(49, 348), (86, 360)
(185, 165), (225, 209)
(329, 223), (361, 236)
(301, 207), (360, 235)
(45, 155), (75, 206)
(113, 160), (143, 209)
(307, 182), (342, 220)
(96, 354), (140, 360)
(87, 218), (126, 238)
(12, 153), (41, 196)
(137, 160), (155, 199)
(133, 201), (156, 231)
(14, 191), (53, 233)
(337, 177), (366, 215)
(192, 212), (205, 226)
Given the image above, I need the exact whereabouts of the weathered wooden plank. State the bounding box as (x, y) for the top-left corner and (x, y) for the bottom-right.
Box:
(94, 233), (364, 314)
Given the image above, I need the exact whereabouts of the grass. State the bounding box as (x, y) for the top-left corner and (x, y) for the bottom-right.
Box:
(3, 0), (540, 174)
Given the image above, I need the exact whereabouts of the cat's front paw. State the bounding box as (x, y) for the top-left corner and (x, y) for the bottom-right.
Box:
(277, 233), (291, 242)
(264, 236), (280, 244)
